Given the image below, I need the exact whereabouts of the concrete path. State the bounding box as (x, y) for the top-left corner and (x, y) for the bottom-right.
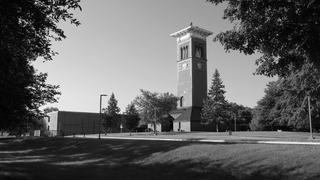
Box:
(71, 134), (320, 146)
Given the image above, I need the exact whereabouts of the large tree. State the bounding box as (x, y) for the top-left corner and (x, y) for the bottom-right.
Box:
(250, 81), (283, 131)
(208, 0), (320, 78)
(277, 64), (320, 130)
(227, 102), (252, 131)
(201, 69), (228, 132)
(104, 93), (121, 116)
(124, 103), (140, 131)
(134, 89), (178, 132)
(0, 0), (81, 132)
(251, 74), (320, 131)
(208, 0), (320, 131)
(102, 93), (121, 132)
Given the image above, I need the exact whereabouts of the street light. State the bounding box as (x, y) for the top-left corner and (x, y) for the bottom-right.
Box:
(99, 94), (108, 139)
(234, 113), (237, 132)
(307, 93), (314, 139)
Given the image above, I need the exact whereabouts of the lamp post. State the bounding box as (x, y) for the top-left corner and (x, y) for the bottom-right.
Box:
(99, 94), (108, 139)
(154, 107), (157, 135)
(234, 114), (237, 132)
(307, 93), (314, 139)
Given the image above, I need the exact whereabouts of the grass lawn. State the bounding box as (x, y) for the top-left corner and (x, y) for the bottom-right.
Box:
(1, 137), (320, 180)
(90, 131), (320, 142)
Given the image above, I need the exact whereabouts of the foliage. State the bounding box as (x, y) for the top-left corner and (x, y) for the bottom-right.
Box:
(251, 71), (320, 131)
(250, 81), (282, 131)
(227, 102), (252, 131)
(278, 63), (320, 130)
(102, 93), (121, 132)
(208, 0), (320, 78)
(0, 57), (60, 132)
(104, 93), (121, 116)
(202, 69), (252, 131)
(134, 89), (178, 132)
(208, 0), (320, 131)
(101, 114), (113, 133)
(208, 69), (227, 102)
(1, 0), (81, 62)
(124, 103), (140, 131)
(201, 69), (228, 131)
(0, 0), (81, 131)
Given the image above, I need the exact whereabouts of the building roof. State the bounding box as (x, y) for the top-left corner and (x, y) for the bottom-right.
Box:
(46, 110), (100, 115)
(169, 107), (203, 122)
(170, 24), (213, 38)
(169, 107), (193, 122)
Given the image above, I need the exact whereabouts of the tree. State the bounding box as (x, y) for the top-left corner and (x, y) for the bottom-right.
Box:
(208, 0), (320, 78)
(105, 93), (121, 116)
(251, 73), (320, 131)
(276, 64), (320, 130)
(208, 0), (320, 131)
(237, 106), (253, 130)
(227, 102), (252, 131)
(0, 0), (81, 132)
(102, 93), (121, 132)
(250, 81), (282, 131)
(208, 69), (227, 102)
(134, 89), (178, 133)
(124, 103), (140, 131)
(201, 69), (228, 132)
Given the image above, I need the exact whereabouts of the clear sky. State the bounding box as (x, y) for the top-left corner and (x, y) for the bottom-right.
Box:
(34, 0), (275, 113)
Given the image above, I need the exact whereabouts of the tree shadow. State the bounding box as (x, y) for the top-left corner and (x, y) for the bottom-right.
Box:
(0, 138), (316, 180)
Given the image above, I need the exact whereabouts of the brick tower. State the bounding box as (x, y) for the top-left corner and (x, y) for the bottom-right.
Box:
(169, 24), (212, 132)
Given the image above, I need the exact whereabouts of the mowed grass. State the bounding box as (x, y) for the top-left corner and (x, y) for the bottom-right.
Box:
(1, 137), (320, 180)
(96, 131), (320, 142)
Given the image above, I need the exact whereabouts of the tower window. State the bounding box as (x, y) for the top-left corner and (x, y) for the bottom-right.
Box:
(195, 46), (203, 58)
(180, 45), (189, 60)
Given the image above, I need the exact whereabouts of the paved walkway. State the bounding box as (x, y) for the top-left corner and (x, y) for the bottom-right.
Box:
(71, 133), (320, 146)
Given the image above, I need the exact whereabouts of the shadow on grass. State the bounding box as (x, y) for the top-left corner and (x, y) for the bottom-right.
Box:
(0, 137), (318, 180)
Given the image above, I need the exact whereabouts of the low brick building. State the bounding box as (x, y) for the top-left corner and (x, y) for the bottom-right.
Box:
(45, 111), (101, 136)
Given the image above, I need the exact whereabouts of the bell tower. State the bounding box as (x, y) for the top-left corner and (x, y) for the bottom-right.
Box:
(170, 24), (212, 132)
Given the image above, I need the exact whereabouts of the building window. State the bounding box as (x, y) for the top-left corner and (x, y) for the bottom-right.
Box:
(182, 63), (187, 69)
(180, 45), (189, 60)
(195, 46), (203, 58)
(180, 62), (190, 71)
(197, 62), (204, 70)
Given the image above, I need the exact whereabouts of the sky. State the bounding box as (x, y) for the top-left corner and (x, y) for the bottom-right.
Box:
(33, 0), (276, 113)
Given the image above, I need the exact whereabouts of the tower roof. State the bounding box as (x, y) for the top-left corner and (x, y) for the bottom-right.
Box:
(170, 24), (213, 39)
